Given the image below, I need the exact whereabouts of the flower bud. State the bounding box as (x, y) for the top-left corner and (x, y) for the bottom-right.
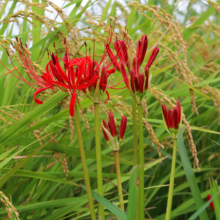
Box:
(145, 47), (159, 69)
(102, 119), (109, 142)
(108, 112), (117, 137)
(119, 116), (127, 139)
(144, 67), (149, 90)
(100, 65), (107, 92)
(136, 34), (148, 65)
(162, 100), (182, 136)
(114, 40), (128, 65)
(207, 194), (215, 211)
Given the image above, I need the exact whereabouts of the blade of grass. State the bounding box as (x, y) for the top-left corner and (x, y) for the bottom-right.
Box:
(188, 192), (219, 220)
(0, 91), (67, 145)
(177, 127), (209, 220)
(82, 185), (127, 220)
(127, 166), (138, 220)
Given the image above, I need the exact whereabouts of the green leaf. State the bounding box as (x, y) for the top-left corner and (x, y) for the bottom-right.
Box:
(127, 166), (138, 220)
(0, 168), (78, 186)
(182, 0), (220, 40)
(177, 127), (209, 220)
(82, 185), (127, 220)
(209, 179), (220, 220)
(0, 142), (48, 188)
(188, 192), (219, 220)
(152, 63), (175, 76)
(0, 91), (67, 145)
(127, 8), (136, 34)
(63, 0), (82, 9)
(100, 0), (112, 21)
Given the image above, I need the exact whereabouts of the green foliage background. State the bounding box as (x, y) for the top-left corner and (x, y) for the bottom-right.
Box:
(0, 0), (220, 219)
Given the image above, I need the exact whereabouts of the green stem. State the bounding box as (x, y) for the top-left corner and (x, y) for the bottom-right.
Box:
(132, 97), (139, 166)
(114, 150), (124, 211)
(132, 98), (139, 220)
(137, 103), (145, 220)
(165, 138), (177, 220)
(94, 103), (105, 220)
(74, 105), (96, 220)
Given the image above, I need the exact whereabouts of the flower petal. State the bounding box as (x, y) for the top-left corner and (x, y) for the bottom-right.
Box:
(145, 47), (159, 69)
(120, 62), (129, 89)
(69, 91), (76, 116)
(34, 87), (52, 104)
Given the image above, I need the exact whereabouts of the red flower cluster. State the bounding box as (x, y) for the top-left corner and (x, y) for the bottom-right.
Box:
(162, 100), (181, 131)
(102, 112), (127, 150)
(207, 194), (215, 211)
(2, 39), (115, 116)
(106, 34), (159, 99)
(43, 52), (115, 115)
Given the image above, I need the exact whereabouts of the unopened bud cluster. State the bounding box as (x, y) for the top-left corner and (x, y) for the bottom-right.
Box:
(102, 112), (127, 151)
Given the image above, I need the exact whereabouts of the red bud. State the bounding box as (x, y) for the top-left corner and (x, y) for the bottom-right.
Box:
(114, 40), (128, 65)
(207, 194), (215, 211)
(162, 100), (182, 131)
(100, 65), (107, 92)
(102, 119), (109, 142)
(144, 67), (149, 90)
(146, 47), (159, 69)
(119, 116), (127, 139)
(108, 112), (117, 137)
(136, 34), (148, 65)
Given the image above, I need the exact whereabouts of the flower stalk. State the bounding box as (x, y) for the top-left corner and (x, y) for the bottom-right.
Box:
(137, 103), (145, 220)
(94, 102), (105, 220)
(114, 150), (124, 211)
(102, 112), (127, 212)
(74, 105), (96, 220)
(162, 100), (182, 220)
(132, 97), (139, 166)
(165, 138), (177, 220)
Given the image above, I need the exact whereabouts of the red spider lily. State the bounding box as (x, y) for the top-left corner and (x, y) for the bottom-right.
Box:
(3, 34), (116, 115)
(75, 38), (116, 104)
(43, 53), (101, 116)
(102, 112), (127, 151)
(207, 194), (215, 211)
(106, 34), (159, 99)
(1, 39), (102, 116)
(81, 56), (115, 95)
(162, 100), (181, 132)
(106, 37), (129, 71)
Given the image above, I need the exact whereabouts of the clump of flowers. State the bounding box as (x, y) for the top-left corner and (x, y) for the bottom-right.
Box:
(162, 100), (182, 137)
(2, 38), (117, 116)
(78, 43), (116, 103)
(106, 34), (159, 103)
(102, 112), (127, 151)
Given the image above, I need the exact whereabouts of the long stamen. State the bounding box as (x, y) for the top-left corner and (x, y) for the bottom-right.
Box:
(53, 42), (57, 55)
